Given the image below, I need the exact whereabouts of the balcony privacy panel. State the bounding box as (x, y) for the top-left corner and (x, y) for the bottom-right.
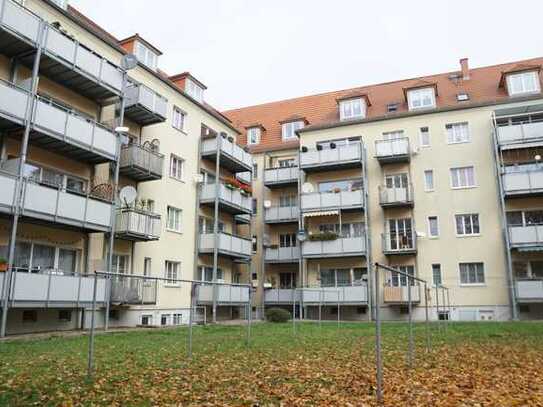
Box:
(199, 233), (252, 257)
(110, 278), (157, 304)
(125, 84), (168, 119)
(120, 144), (164, 178)
(302, 237), (366, 257)
(265, 206), (299, 222)
(375, 138), (409, 157)
(265, 246), (300, 262)
(0, 172), (17, 209)
(301, 190), (363, 211)
(197, 284), (249, 303)
(509, 226), (543, 246)
(498, 122), (543, 144)
(300, 144), (361, 167)
(503, 172), (543, 193)
(300, 285), (368, 303)
(200, 184), (252, 212)
(383, 286), (421, 302)
(264, 288), (299, 303)
(0, 0), (42, 44)
(201, 138), (252, 170)
(516, 280), (543, 300)
(116, 209), (161, 240)
(0, 80), (29, 122)
(264, 166), (298, 183)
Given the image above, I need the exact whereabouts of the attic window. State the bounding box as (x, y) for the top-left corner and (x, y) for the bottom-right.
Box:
(407, 87), (436, 110)
(387, 103), (399, 113)
(457, 93), (470, 102)
(50, 0), (69, 9)
(506, 71), (540, 96)
(186, 78), (204, 103)
(134, 41), (158, 71)
(339, 98), (366, 121)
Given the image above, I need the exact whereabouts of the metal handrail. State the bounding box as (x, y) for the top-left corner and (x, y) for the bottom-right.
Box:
(378, 183), (414, 204)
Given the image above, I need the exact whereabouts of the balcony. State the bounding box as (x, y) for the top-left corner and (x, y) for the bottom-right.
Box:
(515, 280), (543, 303)
(497, 122), (543, 149)
(383, 285), (421, 304)
(301, 285), (368, 304)
(0, 171), (113, 232)
(235, 214), (251, 225)
(508, 225), (543, 249)
(301, 190), (364, 213)
(0, 270), (107, 308)
(124, 83), (168, 126)
(0, 0), (42, 57)
(119, 144), (163, 181)
(265, 246), (300, 263)
(115, 208), (161, 242)
(379, 185), (414, 208)
(375, 138), (410, 164)
(302, 236), (366, 258)
(264, 166), (298, 187)
(264, 288), (299, 304)
(201, 136), (252, 173)
(502, 169), (543, 197)
(110, 277), (157, 305)
(200, 183), (252, 215)
(196, 284), (250, 305)
(382, 232), (417, 255)
(265, 205), (299, 224)
(199, 232), (252, 261)
(236, 171), (252, 184)
(300, 143), (363, 172)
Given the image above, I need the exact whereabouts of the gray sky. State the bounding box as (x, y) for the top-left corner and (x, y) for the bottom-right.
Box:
(71, 0), (543, 111)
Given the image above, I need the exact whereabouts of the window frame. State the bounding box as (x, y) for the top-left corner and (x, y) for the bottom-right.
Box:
(407, 87), (436, 110)
(424, 169), (435, 192)
(506, 71), (541, 96)
(427, 216), (439, 238)
(164, 260), (180, 287)
(281, 121), (304, 141)
(172, 106), (186, 132)
(432, 264), (442, 286)
(169, 154), (185, 182)
(459, 262), (485, 286)
(185, 78), (204, 102)
(166, 206), (183, 233)
(339, 98), (366, 121)
(455, 213), (481, 237)
(446, 122), (470, 145)
(450, 166), (476, 189)
(419, 126), (430, 148)
(247, 127), (261, 145)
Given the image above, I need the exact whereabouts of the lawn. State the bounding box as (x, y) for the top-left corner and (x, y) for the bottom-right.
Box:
(0, 321), (542, 406)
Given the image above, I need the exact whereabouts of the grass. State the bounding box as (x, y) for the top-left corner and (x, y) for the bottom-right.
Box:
(0, 321), (542, 406)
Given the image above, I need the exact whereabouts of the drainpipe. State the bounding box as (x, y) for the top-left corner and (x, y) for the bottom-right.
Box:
(361, 142), (374, 321)
(212, 136), (221, 323)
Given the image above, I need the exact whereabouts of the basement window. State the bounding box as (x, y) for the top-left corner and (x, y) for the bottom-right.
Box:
(58, 310), (72, 322)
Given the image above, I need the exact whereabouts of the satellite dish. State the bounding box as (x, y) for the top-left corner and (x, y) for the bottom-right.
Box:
(121, 54), (138, 70)
(416, 231), (426, 238)
(264, 200), (272, 209)
(301, 182), (314, 194)
(119, 186), (137, 206)
(193, 174), (204, 184)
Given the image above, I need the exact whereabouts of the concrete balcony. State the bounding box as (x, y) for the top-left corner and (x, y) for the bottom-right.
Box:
(264, 205), (299, 224)
(196, 284), (250, 305)
(502, 170), (543, 197)
(264, 166), (298, 187)
(264, 288), (299, 305)
(264, 246), (300, 263)
(382, 232), (417, 255)
(497, 122), (543, 149)
(199, 232), (252, 260)
(301, 190), (364, 213)
(110, 277), (157, 305)
(300, 143), (363, 172)
(200, 183), (252, 215)
(0, 270), (107, 308)
(115, 208), (161, 242)
(201, 137), (252, 173)
(508, 225), (543, 249)
(515, 280), (543, 303)
(119, 144), (164, 181)
(301, 285), (368, 305)
(124, 83), (168, 126)
(379, 185), (414, 208)
(302, 236), (367, 258)
(375, 137), (410, 164)
(383, 285), (421, 304)
(0, 171), (112, 232)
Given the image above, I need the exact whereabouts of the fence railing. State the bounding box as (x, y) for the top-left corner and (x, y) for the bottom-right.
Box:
(300, 143), (362, 168)
(375, 137), (410, 158)
(302, 236), (367, 258)
(110, 277), (157, 304)
(264, 205), (299, 222)
(497, 121), (543, 146)
(119, 144), (164, 178)
(301, 189), (364, 212)
(115, 208), (161, 240)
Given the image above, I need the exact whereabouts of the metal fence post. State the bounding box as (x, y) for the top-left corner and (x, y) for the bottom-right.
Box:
(374, 263), (383, 405)
(188, 282), (195, 359)
(424, 283), (431, 353)
(292, 289), (296, 335)
(246, 288), (252, 347)
(87, 273), (98, 380)
(435, 285), (440, 332)
(407, 277), (413, 369)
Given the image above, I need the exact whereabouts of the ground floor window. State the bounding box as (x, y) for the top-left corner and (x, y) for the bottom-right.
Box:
(389, 265), (415, 287)
(161, 314), (171, 326)
(22, 310), (37, 323)
(173, 314), (183, 325)
(141, 315), (153, 326)
(58, 310), (72, 322)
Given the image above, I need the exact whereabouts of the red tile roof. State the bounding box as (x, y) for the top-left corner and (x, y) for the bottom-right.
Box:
(223, 57), (543, 152)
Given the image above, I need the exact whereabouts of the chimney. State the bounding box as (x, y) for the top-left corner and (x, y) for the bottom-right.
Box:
(460, 58), (470, 80)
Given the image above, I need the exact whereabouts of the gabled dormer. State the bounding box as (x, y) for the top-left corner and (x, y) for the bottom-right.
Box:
(169, 72), (207, 103)
(119, 34), (162, 71)
(279, 115), (308, 141)
(403, 81), (437, 111)
(499, 65), (541, 97)
(336, 92), (370, 121)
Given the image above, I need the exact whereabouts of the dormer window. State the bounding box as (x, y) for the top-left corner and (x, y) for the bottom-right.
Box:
(407, 87), (436, 110)
(247, 127), (261, 145)
(186, 78), (204, 103)
(51, 0), (69, 8)
(282, 121), (304, 141)
(506, 71), (540, 96)
(134, 41), (158, 70)
(339, 98), (366, 121)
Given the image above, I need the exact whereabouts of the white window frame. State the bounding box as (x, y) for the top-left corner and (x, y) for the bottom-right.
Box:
(446, 122), (470, 144)
(185, 78), (204, 102)
(450, 166), (476, 189)
(169, 155), (184, 181)
(247, 127), (261, 145)
(432, 264), (442, 286)
(419, 127), (430, 148)
(172, 106), (186, 132)
(166, 206), (183, 233)
(134, 41), (158, 71)
(424, 169), (434, 192)
(339, 98), (366, 121)
(427, 216), (439, 238)
(407, 87), (436, 110)
(281, 121), (304, 141)
(455, 213), (480, 237)
(459, 262), (485, 286)
(506, 71), (541, 96)
(164, 261), (180, 287)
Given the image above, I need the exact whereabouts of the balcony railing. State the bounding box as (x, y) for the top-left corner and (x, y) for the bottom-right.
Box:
(196, 284), (250, 305)
(199, 232), (252, 259)
(301, 189), (364, 212)
(264, 166), (299, 186)
(264, 288), (299, 304)
(502, 170), (543, 196)
(300, 143), (362, 171)
(200, 183), (252, 215)
(0, 170), (113, 232)
(110, 277), (157, 305)
(301, 284), (368, 304)
(379, 185), (414, 207)
(497, 122), (543, 147)
(119, 144), (164, 181)
(264, 246), (300, 263)
(302, 236), (366, 258)
(265, 205), (299, 223)
(508, 225), (543, 248)
(115, 208), (161, 241)
(383, 284), (421, 303)
(236, 171), (252, 184)
(375, 137), (410, 163)
(382, 232), (417, 255)
(201, 137), (253, 173)
(0, 269), (107, 307)
(124, 83), (168, 125)
(515, 279), (543, 302)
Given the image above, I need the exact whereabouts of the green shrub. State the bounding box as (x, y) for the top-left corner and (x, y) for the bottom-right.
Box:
(266, 307), (291, 323)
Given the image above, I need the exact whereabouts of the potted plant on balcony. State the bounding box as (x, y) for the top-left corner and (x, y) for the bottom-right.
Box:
(0, 257), (7, 272)
(308, 231), (339, 241)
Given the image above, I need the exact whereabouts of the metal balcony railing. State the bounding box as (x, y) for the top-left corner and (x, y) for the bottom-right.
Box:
(264, 246), (300, 263)
(198, 232), (252, 259)
(200, 183), (252, 214)
(264, 205), (299, 223)
(196, 284), (250, 305)
(300, 284), (369, 304)
(119, 144), (164, 181)
(375, 137), (410, 162)
(497, 121), (543, 147)
(382, 231), (417, 254)
(383, 284), (421, 303)
(115, 208), (161, 241)
(502, 170), (543, 196)
(110, 277), (157, 305)
(300, 143), (362, 170)
(301, 189), (364, 212)
(508, 225), (543, 248)
(264, 288), (299, 304)
(302, 236), (367, 258)
(378, 184), (414, 207)
(264, 166), (299, 186)
(124, 83), (168, 125)
(515, 279), (543, 302)
(201, 137), (253, 173)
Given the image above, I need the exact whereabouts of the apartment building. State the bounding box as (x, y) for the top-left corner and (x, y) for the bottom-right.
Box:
(225, 57), (543, 321)
(0, 0), (251, 336)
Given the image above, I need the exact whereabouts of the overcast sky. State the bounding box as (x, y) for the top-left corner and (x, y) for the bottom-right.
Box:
(71, 0), (542, 111)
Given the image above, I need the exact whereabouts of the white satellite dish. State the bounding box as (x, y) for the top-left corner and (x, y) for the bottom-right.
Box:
(264, 200), (272, 209)
(121, 54), (138, 71)
(119, 186), (137, 206)
(301, 182), (314, 194)
(193, 174), (204, 184)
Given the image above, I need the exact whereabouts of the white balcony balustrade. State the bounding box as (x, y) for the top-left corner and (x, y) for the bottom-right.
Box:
(300, 284), (369, 304)
(200, 183), (252, 215)
(515, 280), (543, 302)
(119, 143), (164, 181)
(508, 225), (543, 248)
(199, 232), (252, 259)
(264, 205), (299, 223)
(124, 83), (168, 126)
(302, 236), (366, 258)
(115, 208), (161, 241)
(300, 143), (362, 171)
(196, 284), (250, 305)
(264, 246), (300, 263)
(264, 288), (299, 304)
(497, 122), (543, 148)
(383, 285), (421, 303)
(201, 136), (252, 173)
(502, 170), (543, 196)
(110, 277), (157, 305)
(264, 166), (299, 186)
(379, 185), (414, 207)
(375, 137), (410, 163)
(301, 189), (364, 212)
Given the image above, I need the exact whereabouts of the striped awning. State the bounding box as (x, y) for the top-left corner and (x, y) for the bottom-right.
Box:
(303, 210), (339, 218)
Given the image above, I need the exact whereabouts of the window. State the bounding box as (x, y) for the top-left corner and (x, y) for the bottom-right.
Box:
(112, 254), (128, 274)
(161, 314), (170, 326)
(143, 258), (152, 278)
(22, 162), (88, 194)
(387, 219), (414, 250)
(172, 107), (186, 131)
(318, 178), (363, 193)
(169, 155), (184, 181)
(278, 158), (296, 168)
(200, 266), (223, 282)
(279, 233), (297, 248)
(339, 98), (366, 120)
(198, 217), (224, 234)
(428, 216), (439, 237)
(282, 121), (304, 140)
(390, 266), (415, 287)
(167, 206), (182, 232)
(387, 103), (399, 113)
(252, 163), (258, 179)
(457, 93), (470, 102)
(459, 262), (485, 285)
(173, 314), (183, 325)
(58, 310), (72, 322)
(185, 78), (204, 102)
(424, 170), (434, 191)
(432, 264), (442, 286)
(407, 87), (436, 110)
(317, 137), (360, 149)
(22, 310), (37, 323)
(507, 71), (540, 96)
(382, 130), (404, 140)
(247, 127), (260, 145)
(141, 315), (153, 326)
(419, 127), (430, 147)
(134, 41), (158, 70)
(507, 210), (543, 227)
(450, 166), (475, 188)
(164, 261), (180, 285)
(200, 170), (215, 185)
(279, 194), (296, 207)
(455, 214), (480, 236)
(319, 222), (364, 238)
(320, 268), (355, 287)
(252, 235), (258, 253)
(279, 272), (296, 289)
(446, 122), (470, 144)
